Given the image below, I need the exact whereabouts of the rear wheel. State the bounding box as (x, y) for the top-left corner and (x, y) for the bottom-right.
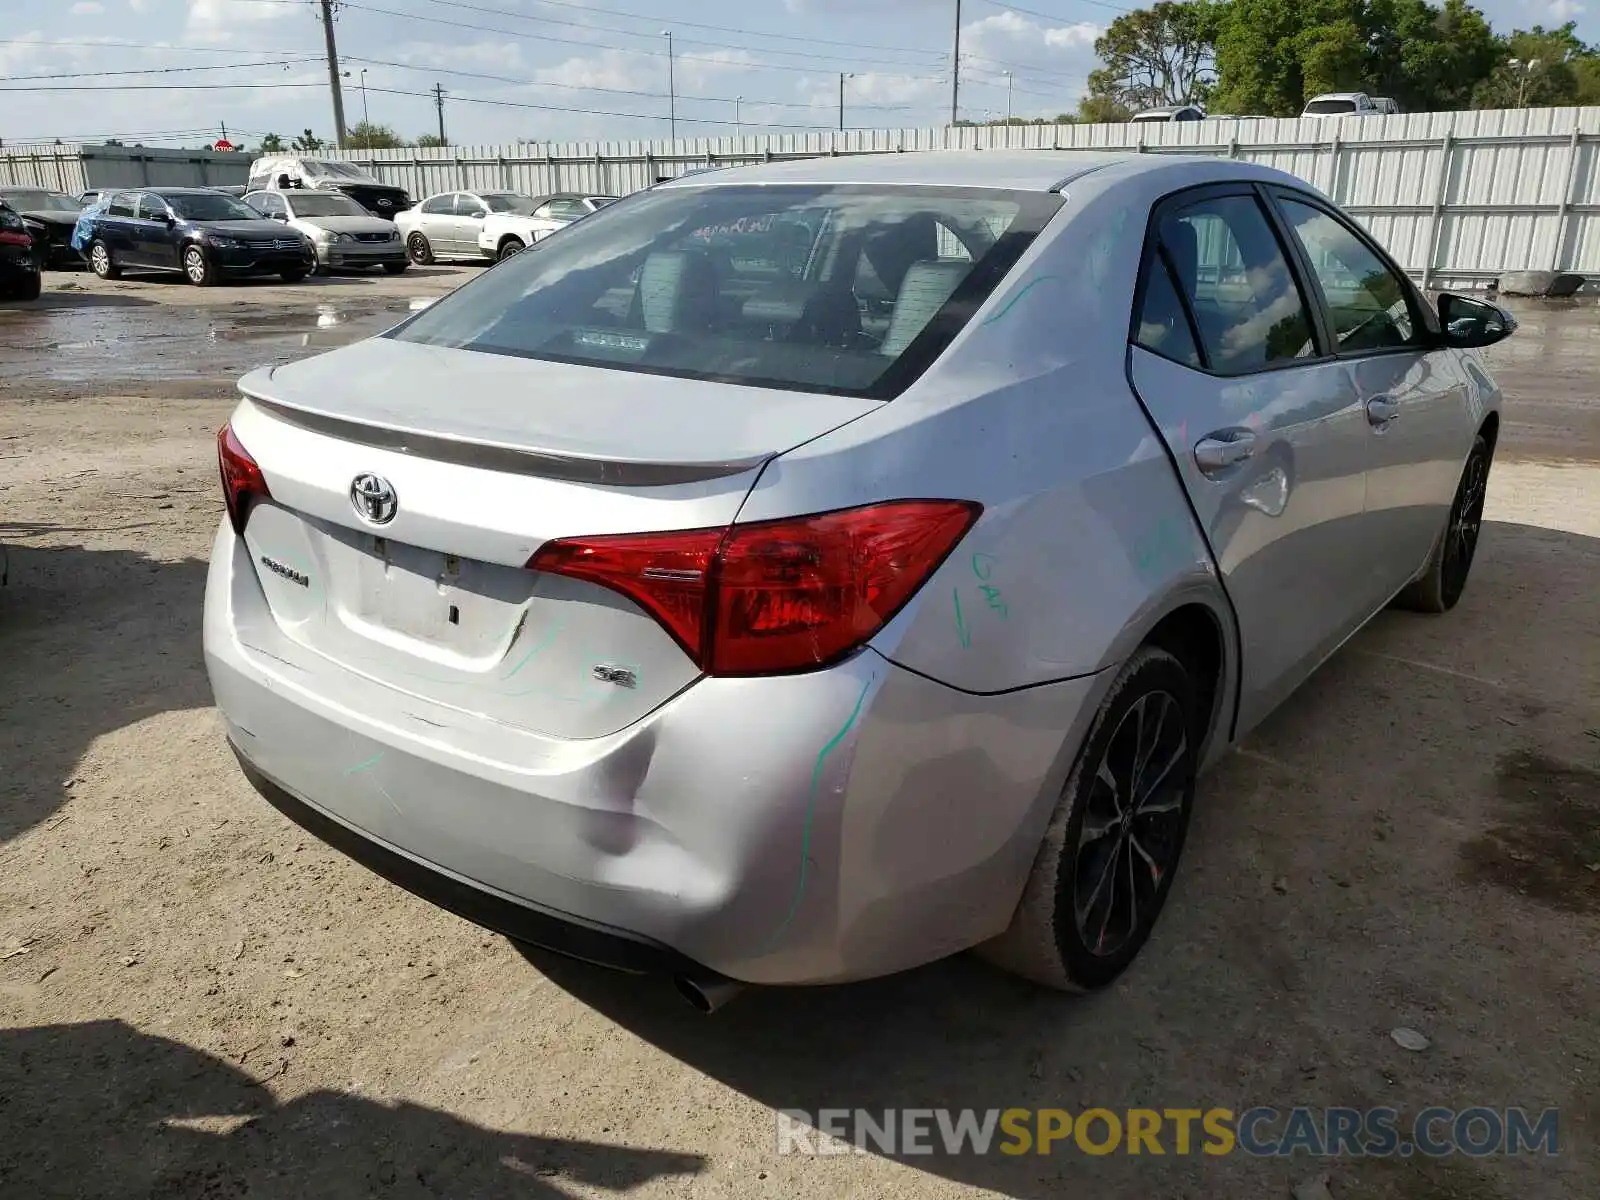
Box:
(1394, 433), (1491, 613)
(496, 236), (525, 263)
(11, 271), (42, 301)
(406, 233), (434, 265)
(183, 244), (217, 287)
(980, 645), (1198, 991)
(88, 239), (119, 280)
(382, 261), (409, 275)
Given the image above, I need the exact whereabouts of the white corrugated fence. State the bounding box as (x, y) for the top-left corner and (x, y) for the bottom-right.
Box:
(5, 107), (1600, 287)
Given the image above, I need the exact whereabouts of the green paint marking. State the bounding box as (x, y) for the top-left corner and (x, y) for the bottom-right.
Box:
(953, 588), (971, 648)
(502, 618), (566, 681)
(753, 673), (876, 955)
(343, 753), (383, 777)
(980, 274), (1063, 326)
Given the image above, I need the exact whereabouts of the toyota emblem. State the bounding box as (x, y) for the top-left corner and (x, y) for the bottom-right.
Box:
(350, 473), (398, 525)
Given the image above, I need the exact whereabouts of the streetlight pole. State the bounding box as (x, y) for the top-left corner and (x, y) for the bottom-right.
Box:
(1004, 70), (1013, 123)
(360, 68), (369, 128)
(839, 72), (851, 131)
(662, 30), (676, 141)
(734, 95), (742, 136)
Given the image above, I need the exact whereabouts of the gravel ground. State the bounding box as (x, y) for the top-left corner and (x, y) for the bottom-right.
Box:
(1, 272), (1597, 1199)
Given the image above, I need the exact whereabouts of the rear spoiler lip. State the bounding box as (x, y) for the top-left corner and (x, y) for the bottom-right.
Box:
(244, 392), (774, 487)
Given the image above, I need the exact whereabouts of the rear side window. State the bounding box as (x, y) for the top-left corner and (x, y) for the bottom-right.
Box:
(108, 193), (136, 218)
(1278, 197), (1422, 352)
(420, 194), (453, 214)
(390, 184), (1061, 399)
(1135, 257), (1201, 368)
(1159, 194), (1316, 374)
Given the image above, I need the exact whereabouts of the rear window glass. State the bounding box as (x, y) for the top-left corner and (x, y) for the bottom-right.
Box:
(390, 184), (1060, 398)
(1304, 99), (1358, 114)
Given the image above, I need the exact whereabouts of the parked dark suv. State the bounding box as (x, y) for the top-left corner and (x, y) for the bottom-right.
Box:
(75, 187), (314, 285)
(0, 201), (43, 301)
(0, 186), (82, 268)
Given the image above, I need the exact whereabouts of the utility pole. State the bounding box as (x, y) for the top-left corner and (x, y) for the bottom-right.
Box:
(1004, 70), (1013, 123)
(950, 0), (962, 126)
(839, 72), (846, 131)
(734, 95), (742, 135)
(317, 0), (348, 149)
(433, 83), (447, 145)
(360, 69), (369, 128)
(662, 31), (676, 142)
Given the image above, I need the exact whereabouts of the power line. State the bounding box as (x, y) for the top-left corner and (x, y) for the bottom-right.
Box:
(974, 0), (1132, 19)
(338, 2), (944, 80)
(0, 58), (319, 82)
(0, 82), (327, 93)
(416, 0), (946, 69)
(342, 54), (919, 111)
(0, 36), (315, 55)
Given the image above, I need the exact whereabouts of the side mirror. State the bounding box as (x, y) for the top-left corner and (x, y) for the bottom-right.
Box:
(162, 213), (176, 226)
(269, 211), (287, 221)
(1437, 292), (1516, 349)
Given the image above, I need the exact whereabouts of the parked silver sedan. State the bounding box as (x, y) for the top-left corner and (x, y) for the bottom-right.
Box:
(205, 151), (1511, 1007)
(244, 190), (406, 274)
(393, 189), (538, 263)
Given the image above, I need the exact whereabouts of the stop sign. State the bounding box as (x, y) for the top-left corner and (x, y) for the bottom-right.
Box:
(213, 139), (235, 152)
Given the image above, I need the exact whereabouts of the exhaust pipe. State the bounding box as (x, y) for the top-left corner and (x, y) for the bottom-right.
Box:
(673, 974), (744, 1014)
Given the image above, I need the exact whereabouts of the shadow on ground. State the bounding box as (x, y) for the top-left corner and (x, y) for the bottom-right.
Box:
(0, 536), (213, 844)
(0, 1020), (704, 1198)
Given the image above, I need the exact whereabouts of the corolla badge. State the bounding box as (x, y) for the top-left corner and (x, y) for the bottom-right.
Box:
(350, 473), (398, 525)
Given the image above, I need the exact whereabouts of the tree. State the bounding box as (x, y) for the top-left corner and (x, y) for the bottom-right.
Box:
(415, 133), (447, 148)
(346, 121), (402, 150)
(290, 128), (325, 152)
(1472, 24), (1593, 108)
(1088, 0), (1223, 111)
(258, 132), (285, 154)
(1077, 94), (1133, 123)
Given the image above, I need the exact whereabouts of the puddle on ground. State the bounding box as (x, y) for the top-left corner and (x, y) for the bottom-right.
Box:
(0, 293), (429, 392)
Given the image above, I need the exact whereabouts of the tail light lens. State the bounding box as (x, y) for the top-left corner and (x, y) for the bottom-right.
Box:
(217, 422), (271, 535)
(529, 500), (981, 676)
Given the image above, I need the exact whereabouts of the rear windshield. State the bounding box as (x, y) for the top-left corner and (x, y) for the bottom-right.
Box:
(1304, 99), (1358, 114)
(389, 183), (1061, 398)
(2, 189), (78, 211)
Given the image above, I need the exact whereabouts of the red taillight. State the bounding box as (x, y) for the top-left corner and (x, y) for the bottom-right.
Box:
(529, 500), (981, 676)
(217, 422), (271, 535)
(0, 231), (30, 247)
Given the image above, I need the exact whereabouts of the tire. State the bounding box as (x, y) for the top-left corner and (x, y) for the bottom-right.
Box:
(13, 271), (41, 301)
(279, 266), (308, 283)
(1393, 432), (1491, 614)
(496, 236), (525, 263)
(183, 244), (217, 287)
(979, 645), (1199, 992)
(88, 239), (120, 280)
(406, 233), (434, 265)
(382, 261), (409, 275)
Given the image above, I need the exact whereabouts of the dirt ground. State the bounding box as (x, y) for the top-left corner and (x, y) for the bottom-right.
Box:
(1, 269), (1597, 1199)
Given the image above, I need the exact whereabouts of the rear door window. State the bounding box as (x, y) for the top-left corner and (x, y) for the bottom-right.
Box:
(108, 193), (136, 218)
(136, 194), (168, 221)
(391, 183), (1061, 399)
(1134, 256), (1202, 368)
(420, 194), (453, 215)
(1159, 193), (1318, 374)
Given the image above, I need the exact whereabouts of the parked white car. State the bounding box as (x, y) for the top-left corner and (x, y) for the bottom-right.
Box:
(477, 193), (618, 262)
(245, 155), (412, 220)
(244, 189), (407, 275)
(394, 191), (539, 264)
(1302, 93), (1400, 118)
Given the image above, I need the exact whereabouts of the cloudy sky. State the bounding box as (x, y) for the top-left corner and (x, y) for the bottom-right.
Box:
(0, 0), (1590, 150)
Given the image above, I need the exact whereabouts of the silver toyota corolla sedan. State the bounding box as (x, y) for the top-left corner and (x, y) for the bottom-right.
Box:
(205, 151), (1513, 1008)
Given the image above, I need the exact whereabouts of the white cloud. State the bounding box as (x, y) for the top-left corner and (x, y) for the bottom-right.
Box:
(185, 0), (294, 44)
(70, 2), (105, 13)
(1547, 0), (1585, 16)
(129, 0), (150, 10)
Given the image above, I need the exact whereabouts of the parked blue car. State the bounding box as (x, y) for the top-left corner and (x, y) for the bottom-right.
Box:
(74, 187), (314, 286)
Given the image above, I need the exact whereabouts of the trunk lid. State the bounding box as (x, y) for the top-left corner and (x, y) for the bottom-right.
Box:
(230, 340), (879, 740)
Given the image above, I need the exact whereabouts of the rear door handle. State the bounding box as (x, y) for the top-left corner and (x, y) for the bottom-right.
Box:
(1194, 430), (1258, 473)
(1366, 395), (1401, 427)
